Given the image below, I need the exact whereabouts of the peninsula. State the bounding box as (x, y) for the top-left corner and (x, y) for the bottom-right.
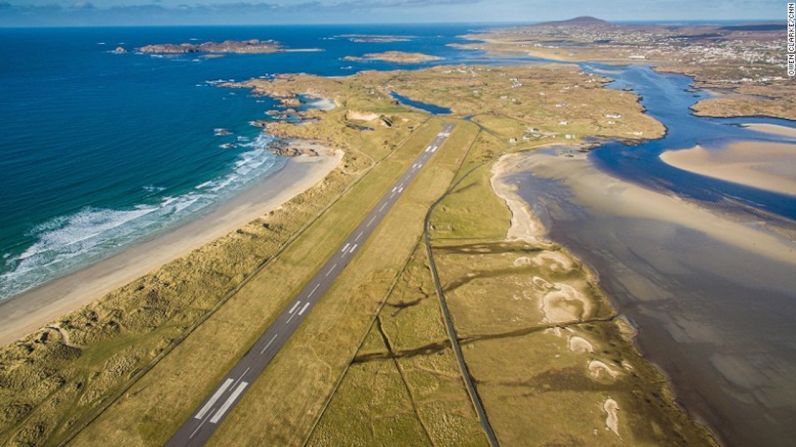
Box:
(460, 17), (794, 120)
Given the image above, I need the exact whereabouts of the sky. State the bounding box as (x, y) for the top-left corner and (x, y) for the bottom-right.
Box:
(0, 0), (784, 27)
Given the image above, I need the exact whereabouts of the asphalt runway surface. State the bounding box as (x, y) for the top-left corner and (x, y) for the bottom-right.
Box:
(167, 123), (455, 446)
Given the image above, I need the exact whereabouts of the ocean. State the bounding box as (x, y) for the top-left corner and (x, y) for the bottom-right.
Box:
(0, 25), (485, 300)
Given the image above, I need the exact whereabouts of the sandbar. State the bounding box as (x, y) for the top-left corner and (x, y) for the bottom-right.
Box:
(660, 140), (796, 197)
(742, 123), (796, 139)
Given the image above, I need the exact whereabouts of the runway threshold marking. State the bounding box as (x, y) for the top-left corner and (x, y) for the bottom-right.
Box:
(194, 378), (234, 420)
(288, 301), (301, 314)
(210, 382), (248, 424)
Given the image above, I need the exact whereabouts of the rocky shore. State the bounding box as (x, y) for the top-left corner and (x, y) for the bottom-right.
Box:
(138, 39), (282, 55)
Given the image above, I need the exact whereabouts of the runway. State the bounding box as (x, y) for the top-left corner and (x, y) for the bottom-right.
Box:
(166, 123), (455, 446)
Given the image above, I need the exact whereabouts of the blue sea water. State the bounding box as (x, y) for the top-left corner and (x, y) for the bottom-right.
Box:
(0, 25), (485, 300)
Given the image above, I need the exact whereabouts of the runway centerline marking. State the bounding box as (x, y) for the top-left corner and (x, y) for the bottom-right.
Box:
(308, 283), (320, 298)
(325, 263), (337, 277)
(232, 367), (250, 389)
(190, 409), (215, 439)
(260, 334), (278, 355)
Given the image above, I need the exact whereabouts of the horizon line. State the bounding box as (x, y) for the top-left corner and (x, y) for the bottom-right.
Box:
(0, 18), (785, 29)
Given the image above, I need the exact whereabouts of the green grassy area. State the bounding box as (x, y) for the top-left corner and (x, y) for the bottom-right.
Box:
(69, 119), (456, 446)
(425, 134), (717, 445)
(307, 244), (485, 447)
(1, 63), (715, 447)
(0, 72), (426, 447)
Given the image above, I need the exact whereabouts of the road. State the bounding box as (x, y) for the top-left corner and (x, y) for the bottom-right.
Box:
(167, 123), (455, 447)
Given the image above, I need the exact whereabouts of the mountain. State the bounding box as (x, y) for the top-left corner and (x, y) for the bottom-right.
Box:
(535, 16), (612, 27)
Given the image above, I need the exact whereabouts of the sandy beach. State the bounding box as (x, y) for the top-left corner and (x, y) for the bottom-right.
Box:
(0, 148), (341, 345)
(660, 140), (796, 197)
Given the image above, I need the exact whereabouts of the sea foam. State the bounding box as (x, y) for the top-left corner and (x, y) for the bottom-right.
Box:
(0, 133), (282, 300)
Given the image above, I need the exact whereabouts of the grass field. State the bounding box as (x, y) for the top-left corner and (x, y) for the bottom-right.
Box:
(1, 63), (714, 446)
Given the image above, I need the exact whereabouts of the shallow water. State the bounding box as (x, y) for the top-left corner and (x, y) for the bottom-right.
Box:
(505, 65), (796, 446)
(584, 64), (796, 219)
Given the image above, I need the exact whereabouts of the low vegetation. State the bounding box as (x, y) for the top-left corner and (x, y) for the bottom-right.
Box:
(462, 19), (796, 120)
(2, 63), (712, 446)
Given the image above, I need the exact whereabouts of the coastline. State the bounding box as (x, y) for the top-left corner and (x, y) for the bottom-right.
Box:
(493, 147), (796, 446)
(484, 151), (719, 444)
(0, 148), (341, 346)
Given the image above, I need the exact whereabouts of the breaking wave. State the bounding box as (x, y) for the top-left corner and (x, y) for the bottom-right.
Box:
(0, 132), (282, 300)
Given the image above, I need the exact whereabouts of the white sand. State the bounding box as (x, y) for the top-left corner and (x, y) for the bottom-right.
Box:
(541, 283), (592, 323)
(531, 251), (575, 273)
(603, 398), (621, 436)
(660, 141), (796, 197)
(568, 335), (594, 353)
(589, 360), (620, 380)
(491, 159), (548, 242)
(0, 148), (342, 345)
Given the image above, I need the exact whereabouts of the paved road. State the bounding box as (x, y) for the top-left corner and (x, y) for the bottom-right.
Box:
(167, 123), (455, 447)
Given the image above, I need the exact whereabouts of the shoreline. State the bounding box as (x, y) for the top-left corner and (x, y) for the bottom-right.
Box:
(0, 148), (341, 346)
(489, 151), (719, 442)
(493, 147), (796, 446)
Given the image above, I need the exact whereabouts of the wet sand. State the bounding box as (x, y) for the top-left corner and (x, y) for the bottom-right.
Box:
(497, 148), (796, 447)
(0, 148), (341, 345)
(660, 140), (796, 197)
(743, 123), (796, 139)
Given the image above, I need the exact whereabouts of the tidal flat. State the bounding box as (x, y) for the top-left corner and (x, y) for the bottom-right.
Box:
(498, 148), (796, 447)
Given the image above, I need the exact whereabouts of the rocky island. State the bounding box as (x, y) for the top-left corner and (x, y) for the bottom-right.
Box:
(138, 39), (282, 55)
(336, 34), (414, 43)
(343, 51), (442, 64)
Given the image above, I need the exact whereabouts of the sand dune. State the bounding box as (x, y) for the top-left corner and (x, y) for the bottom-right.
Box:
(0, 148), (341, 345)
